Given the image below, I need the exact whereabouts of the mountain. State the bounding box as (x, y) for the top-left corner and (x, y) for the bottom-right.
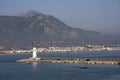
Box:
(0, 10), (120, 48)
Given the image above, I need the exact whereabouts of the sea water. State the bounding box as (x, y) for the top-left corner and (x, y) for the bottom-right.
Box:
(0, 51), (120, 80)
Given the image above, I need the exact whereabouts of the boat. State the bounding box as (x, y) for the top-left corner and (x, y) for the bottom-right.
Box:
(80, 66), (88, 69)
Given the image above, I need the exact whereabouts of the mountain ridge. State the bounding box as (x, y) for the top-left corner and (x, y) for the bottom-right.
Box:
(0, 10), (120, 48)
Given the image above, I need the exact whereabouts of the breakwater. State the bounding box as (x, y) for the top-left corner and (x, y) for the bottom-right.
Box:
(16, 58), (120, 65)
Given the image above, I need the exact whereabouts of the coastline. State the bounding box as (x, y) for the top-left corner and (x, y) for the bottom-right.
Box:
(0, 46), (120, 55)
(0, 50), (120, 55)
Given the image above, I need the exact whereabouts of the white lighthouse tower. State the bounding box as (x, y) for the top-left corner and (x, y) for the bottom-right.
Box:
(32, 47), (37, 58)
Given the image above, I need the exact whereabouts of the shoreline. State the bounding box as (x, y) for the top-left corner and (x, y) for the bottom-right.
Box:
(0, 50), (120, 55)
(0, 46), (120, 54)
(0, 50), (120, 56)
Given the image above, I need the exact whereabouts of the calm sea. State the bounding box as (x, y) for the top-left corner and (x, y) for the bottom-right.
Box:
(0, 51), (120, 80)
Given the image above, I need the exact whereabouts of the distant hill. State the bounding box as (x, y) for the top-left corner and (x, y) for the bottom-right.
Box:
(0, 10), (120, 48)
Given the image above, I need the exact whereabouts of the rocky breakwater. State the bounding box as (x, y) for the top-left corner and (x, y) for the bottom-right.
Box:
(16, 58), (120, 65)
(80, 58), (120, 65)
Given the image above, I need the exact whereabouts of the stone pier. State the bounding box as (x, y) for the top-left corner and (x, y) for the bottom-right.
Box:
(16, 58), (120, 65)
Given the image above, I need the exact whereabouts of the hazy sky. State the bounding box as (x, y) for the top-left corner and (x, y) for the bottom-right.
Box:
(0, 0), (120, 34)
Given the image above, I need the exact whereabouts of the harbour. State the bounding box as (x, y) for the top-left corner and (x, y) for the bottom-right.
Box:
(1, 51), (120, 80)
(16, 47), (120, 65)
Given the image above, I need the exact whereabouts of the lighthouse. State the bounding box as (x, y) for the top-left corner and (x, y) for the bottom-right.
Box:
(32, 47), (37, 58)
